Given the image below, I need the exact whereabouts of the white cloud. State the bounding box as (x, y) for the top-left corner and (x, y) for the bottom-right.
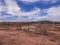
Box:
(19, 0), (40, 3)
(0, 3), (6, 12)
(25, 6), (60, 22)
(0, 0), (41, 22)
(19, 0), (57, 4)
(47, 6), (60, 22)
(15, 7), (41, 22)
(4, 0), (21, 16)
(19, 7), (40, 16)
(36, 6), (60, 22)
(40, 0), (57, 3)
(0, 0), (60, 22)
(47, 6), (60, 16)
(4, 0), (41, 16)
(0, 0), (11, 18)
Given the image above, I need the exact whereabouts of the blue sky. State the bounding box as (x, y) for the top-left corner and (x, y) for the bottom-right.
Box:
(0, 0), (60, 22)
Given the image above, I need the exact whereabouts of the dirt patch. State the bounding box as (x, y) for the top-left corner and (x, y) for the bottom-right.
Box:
(0, 30), (59, 45)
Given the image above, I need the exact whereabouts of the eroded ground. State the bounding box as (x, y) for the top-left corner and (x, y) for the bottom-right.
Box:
(0, 30), (60, 45)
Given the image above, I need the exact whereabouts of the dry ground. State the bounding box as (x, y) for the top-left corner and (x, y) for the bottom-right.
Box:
(0, 30), (60, 45)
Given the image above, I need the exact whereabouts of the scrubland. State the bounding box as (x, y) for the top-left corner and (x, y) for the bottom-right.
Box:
(0, 21), (60, 45)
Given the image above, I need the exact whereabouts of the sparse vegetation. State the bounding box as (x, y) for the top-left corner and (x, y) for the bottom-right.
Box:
(34, 29), (48, 35)
(0, 21), (60, 45)
(16, 27), (21, 30)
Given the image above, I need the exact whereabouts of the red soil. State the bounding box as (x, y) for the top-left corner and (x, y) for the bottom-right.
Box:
(0, 30), (60, 45)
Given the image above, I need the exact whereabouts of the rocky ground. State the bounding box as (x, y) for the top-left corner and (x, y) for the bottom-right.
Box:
(0, 29), (60, 45)
(0, 22), (60, 45)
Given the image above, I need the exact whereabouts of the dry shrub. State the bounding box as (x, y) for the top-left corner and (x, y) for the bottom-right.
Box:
(34, 29), (48, 35)
(16, 27), (21, 30)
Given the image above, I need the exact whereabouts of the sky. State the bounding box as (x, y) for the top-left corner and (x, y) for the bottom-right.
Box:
(0, 0), (60, 22)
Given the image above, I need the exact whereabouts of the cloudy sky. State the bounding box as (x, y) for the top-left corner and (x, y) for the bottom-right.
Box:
(0, 0), (60, 22)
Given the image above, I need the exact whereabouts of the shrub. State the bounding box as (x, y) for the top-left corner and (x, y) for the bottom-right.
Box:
(16, 27), (21, 30)
(34, 29), (47, 35)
